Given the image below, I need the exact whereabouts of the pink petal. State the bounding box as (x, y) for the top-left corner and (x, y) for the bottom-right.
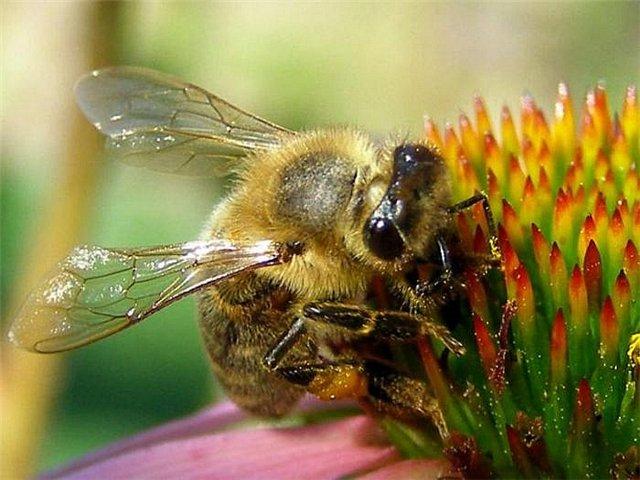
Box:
(41, 401), (246, 480)
(358, 459), (455, 480)
(43, 396), (356, 479)
(48, 416), (397, 480)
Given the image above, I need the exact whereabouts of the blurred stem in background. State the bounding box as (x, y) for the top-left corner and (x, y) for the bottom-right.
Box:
(0, 3), (121, 478)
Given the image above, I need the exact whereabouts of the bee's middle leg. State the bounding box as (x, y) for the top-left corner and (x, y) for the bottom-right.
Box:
(417, 235), (455, 297)
(261, 318), (368, 400)
(261, 312), (450, 432)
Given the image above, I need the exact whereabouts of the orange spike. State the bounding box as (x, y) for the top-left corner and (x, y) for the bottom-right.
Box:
(512, 264), (534, 330)
(424, 116), (443, 150)
(609, 207), (626, 270)
(564, 162), (581, 193)
(465, 271), (490, 321)
(522, 136), (535, 177)
(535, 169), (553, 224)
(612, 270), (631, 333)
(503, 199), (524, 250)
(487, 169), (501, 206)
(611, 124), (631, 183)
(581, 110), (599, 158)
(600, 296), (619, 361)
(459, 151), (481, 194)
(611, 207), (625, 233)
(473, 313), (498, 389)
(521, 94), (537, 140)
(578, 215), (597, 259)
(624, 239), (640, 270)
(484, 133), (503, 185)
(549, 242), (568, 309)
(618, 199), (631, 240)
(523, 176), (535, 198)
(633, 199), (640, 240)
(501, 106), (519, 156)
(623, 240), (640, 293)
(583, 240), (602, 313)
(457, 212), (474, 251)
(473, 224), (488, 254)
(569, 266), (588, 333)
(507, 155), (526, 203)
(521, 177), (537, 227)
(586, 84), (612, 145)
(550, 309), (567, 384)
(537, 141), (551, 179)
(533, 109), (550, 145)
(552, 82), (576, 156)
(474, 96), (492, 135)
(574, 185), (587, 217)
(459, 113), (481, 163)
(443, 122), (461, 166)
(417, 338), (452, 409)
(531, 224), (551, 281)
(621, 85), (638, 148)
(470, 202), (489, 234)
(623, 172), (640, 206)
(498, 225), (517, 267)
(553, 188), (573, 248)
(538, 167), (551, 194)
(619, 198), (630, 221)
(574, 379), (596, 435)
(600, 170), (617, 208)
(499, 225), (520, 297)
(594, 191), (608, 223)
(594, 150), (609, 182)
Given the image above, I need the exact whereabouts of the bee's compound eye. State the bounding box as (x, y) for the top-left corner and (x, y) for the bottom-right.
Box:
(394, 144), (432, 164)
(365, 217), (405, 260)
(392, 143), (441, 185)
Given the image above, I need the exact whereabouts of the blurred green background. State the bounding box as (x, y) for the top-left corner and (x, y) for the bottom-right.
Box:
(1, 1), (638, 476)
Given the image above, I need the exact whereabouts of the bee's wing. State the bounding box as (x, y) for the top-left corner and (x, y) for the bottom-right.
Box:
(75, 67), (295, 176)
(8, 239), (284, 353)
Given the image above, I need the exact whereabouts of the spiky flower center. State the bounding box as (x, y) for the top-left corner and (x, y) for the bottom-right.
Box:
(386, 84), (639, 479)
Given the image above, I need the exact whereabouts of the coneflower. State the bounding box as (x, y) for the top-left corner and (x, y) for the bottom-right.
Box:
(41, 84), (639, 480)
(402, 83), (640, 479)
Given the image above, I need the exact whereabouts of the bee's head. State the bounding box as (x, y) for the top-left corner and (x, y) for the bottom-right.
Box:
(360, 143), (451, 267)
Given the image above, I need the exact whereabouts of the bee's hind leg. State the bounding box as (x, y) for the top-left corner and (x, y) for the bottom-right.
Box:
(275, 357), (448, 437)
(262, 308), (450, 434)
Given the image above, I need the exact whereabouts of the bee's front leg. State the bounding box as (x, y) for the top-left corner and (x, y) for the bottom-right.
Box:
(262, 317), (307, 370)
(416, 235), (456, 297)
(448, 191), (500, 259)
(302, 302), (465, 355)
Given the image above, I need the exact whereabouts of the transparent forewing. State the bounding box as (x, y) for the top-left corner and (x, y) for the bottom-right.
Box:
(9, 240), (282, 353)
(75, 67), (294, 176)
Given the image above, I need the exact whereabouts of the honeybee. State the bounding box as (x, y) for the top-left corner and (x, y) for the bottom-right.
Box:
(9, 67), (498, 426)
